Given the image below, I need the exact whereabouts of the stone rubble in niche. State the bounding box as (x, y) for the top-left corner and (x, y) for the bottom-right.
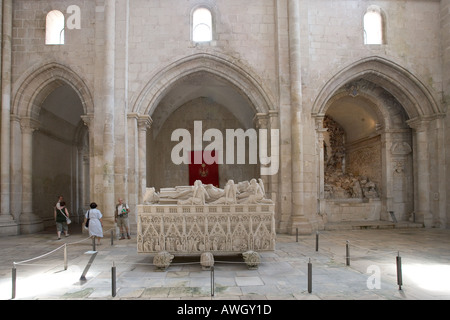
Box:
(323, 115), (379, 200)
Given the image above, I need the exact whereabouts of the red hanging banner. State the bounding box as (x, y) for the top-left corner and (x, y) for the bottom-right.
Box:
(189, 151), (219, 187)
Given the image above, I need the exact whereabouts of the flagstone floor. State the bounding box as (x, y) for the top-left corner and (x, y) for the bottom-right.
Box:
(1, 224), (449, 300)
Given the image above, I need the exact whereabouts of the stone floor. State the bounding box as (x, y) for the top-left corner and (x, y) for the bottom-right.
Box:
(1, 224), (449, 301)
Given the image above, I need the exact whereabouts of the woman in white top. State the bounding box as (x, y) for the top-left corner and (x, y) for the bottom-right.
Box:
(84, 202), (103, 245)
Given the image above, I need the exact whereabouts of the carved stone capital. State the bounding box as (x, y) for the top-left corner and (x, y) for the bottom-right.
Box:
(20, 117), (40, 134)
(253, 113), (270, 129)
(127, 112), (140, 121)
(406, 117), (431, 132)
(313, 114), (327, 132)
(81, 113), (94, 128)
(138, 115), (153, 131)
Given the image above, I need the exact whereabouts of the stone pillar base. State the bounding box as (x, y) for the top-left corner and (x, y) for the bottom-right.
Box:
(414, 211), (432, 227)
(0, 215), (19, 236)
(19, 213), (44, 234)
(290, 216), (312, 235)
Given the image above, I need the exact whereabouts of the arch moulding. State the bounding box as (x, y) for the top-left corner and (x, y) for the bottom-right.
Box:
(312, 56), (443, 121)
(12, 62), (94, 120)
(131, 53), (275, 117)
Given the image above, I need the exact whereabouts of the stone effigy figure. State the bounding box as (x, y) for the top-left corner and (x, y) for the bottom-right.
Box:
(178, 180), (210, 205)
(211, 179), (238, 204)
(237, 178), (273, 204)
(204, 184), (225, 201)
(236, 180), (250, 193)
(143, 187), (160, 204)
(147, 178), (274, 205)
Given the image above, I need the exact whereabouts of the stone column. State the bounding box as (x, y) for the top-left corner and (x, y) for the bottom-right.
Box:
(407, 118), (432, 226)
(314, 116), (327, 220)
(101, 0), (116, 223)
(10, 115), (22, 221)
(253, 113), (270, 191)
(288, 0), (311, 234)
(81, 114), (94, 202)
(0, 0), (17, 235)
(77, 145), (89, 221)
(380, 130), (393, 221)
(268, 110), (279, 207)
(137, 115), (152, 203)
(19, 118), (43, 234)
(127, 113), (139, 225)
(82, 152), (90, 209)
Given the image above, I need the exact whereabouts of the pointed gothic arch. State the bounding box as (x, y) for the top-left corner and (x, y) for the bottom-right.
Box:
(13, 62), (94, 120)
(131, 53), (275, 117)
(313, 56), (445, 228)
(11, 62), (94, 226)
(312, 56), (442, 120)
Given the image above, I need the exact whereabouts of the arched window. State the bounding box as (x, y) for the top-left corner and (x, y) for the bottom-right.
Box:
(364, 7), (384, 45)
(192, 7), (213, 42)
(46, 10), (65, 45)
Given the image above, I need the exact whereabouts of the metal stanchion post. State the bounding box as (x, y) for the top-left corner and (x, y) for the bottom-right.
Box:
(296, 228), (298, 242)
(64, 244), (68, 270)
(112, 262), (117, 297)
(12, 265), (16, 300)
(210, 266), (215, 297)
(396, 252), (403, 290)
(346, 240), (350, 266)
(92, 237), (96, 251)
(307, 258), (312, 293)
(315, 231), (319, 252)
(111, 230), (114, 246)
(80, 251), (98, 281)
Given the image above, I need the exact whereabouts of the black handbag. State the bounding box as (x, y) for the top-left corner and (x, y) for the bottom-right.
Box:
(85, 210), (90, 228)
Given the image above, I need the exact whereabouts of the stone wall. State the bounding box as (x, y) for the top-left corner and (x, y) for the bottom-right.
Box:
(148, 97), (259, 190)
(442, 0), (450, 228)
(1, 0), (447, 234)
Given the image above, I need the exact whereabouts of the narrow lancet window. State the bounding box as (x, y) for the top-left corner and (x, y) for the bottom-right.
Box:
(364, 7), (384, 45)
(46, 10), (65, 45)
(193, 8), (213, 42)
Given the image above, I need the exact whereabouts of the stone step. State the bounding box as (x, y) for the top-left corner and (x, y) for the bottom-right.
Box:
(324, 220), (423, 231)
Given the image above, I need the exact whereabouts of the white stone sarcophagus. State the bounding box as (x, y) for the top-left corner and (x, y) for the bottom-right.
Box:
(137, 203), (276, 254)
(137, 179), (276, 268)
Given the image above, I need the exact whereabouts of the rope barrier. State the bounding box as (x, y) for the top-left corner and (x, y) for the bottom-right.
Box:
(9, 228), (410, 299)
(14, 244), (66, 266)
(298, 231), (402, 260)
(14, 226), (116, 263)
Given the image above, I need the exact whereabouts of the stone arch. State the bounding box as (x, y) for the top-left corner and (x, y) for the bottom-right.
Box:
(323, 78), (410, 133)
(312, 56), (443, 227)
(312, 56), (441, 120)
(11, 62), (93, 226)
(132, 53), (275, 117)
(12, 62), (94, 120)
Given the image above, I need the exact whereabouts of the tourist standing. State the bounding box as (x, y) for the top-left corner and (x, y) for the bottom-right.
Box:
(55, 201), (70, 240)
(115, 198), (131, 239)
(85, 202), (103, 245)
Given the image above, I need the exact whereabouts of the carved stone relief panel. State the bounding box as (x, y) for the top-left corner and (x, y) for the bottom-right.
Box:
(137, 204), (276, 254)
